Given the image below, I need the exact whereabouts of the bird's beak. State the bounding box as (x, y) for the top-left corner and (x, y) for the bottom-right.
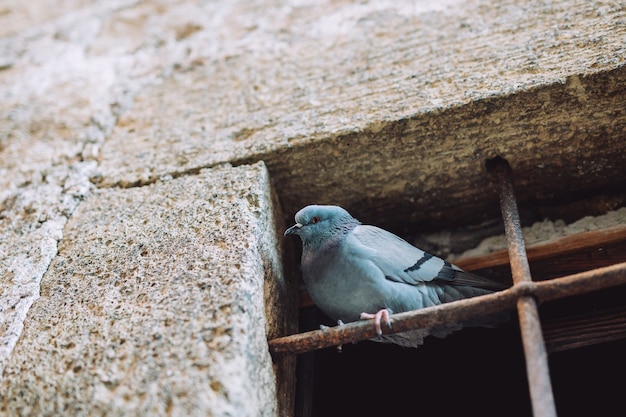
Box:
(284, 223), (302, 236)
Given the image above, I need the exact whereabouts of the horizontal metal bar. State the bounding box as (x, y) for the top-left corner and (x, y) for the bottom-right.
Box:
(268, 261), (626, 357)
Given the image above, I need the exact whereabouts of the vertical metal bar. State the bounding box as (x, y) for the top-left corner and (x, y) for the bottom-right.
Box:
(491, 157), (557, 417)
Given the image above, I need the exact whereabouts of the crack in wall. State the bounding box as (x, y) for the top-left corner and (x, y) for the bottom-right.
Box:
(0, 160), (98, 377)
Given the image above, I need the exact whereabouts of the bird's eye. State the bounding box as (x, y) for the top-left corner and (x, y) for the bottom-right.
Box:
(311, 216), (321, 224)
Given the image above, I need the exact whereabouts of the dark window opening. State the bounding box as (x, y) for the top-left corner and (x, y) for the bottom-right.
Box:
(272, 158), (626, 417)
(294, 285), (626, 417)
(298, 317), (626, 417)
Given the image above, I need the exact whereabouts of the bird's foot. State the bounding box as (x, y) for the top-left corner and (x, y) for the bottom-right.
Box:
(319, 319), (345, 331)
(360, 309), (392, 335)
(319, 320), (346, 352)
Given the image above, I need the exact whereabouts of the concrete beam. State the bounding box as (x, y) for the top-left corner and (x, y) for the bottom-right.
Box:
(90, 0), (626, 229)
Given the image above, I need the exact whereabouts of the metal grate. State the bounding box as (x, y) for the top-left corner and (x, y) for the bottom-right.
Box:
(268, 157), (626, 417)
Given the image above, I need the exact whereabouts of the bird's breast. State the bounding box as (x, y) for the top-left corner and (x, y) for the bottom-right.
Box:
(300, 247), (389, 322)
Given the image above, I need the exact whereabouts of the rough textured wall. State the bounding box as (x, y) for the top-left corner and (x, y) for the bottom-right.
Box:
(1, 163), (294, 416)
(1, 0), (625, 415)
(90, 0), (626, 229)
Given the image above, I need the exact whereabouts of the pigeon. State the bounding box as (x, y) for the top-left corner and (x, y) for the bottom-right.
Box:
(284, 204), (506, 348)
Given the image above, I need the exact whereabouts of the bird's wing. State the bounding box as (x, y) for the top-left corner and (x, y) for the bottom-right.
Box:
(348, 225), (503, 290)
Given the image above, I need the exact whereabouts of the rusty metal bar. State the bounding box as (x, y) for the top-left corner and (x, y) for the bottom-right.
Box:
(268, 261), (626, 356)
(490, 157), (557, 417)
(271, 283), (518, 356)
(492, 165), (533, 285)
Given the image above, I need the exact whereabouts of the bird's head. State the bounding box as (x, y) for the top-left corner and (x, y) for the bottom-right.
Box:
(284, 205), (359, 242)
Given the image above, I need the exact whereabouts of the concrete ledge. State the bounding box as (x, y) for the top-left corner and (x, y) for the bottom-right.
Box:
(0, 162), (295, 416)
(265, 66), (626, 232)
(90, 0), (626, 230)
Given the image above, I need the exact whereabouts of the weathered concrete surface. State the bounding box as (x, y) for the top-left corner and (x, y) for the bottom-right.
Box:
(1, 0), (120, 383)
(0, 162), (97, 374)
(92, 0), (626, 230)
(1, 0), (625, 415)
(0, 162), (296, 416)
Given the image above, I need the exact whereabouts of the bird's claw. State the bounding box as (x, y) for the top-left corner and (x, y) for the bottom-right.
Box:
(360, 309), (392, 335)
(319, 319), (345, 331)
(320, 320), (346, 352)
